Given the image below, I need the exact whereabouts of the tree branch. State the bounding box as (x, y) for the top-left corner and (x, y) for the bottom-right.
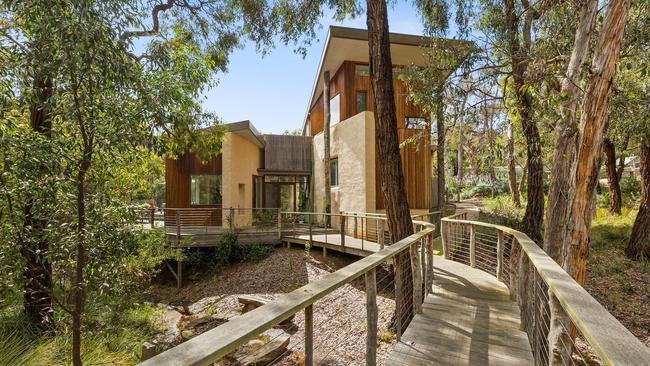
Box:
(119, 0), (175, 42)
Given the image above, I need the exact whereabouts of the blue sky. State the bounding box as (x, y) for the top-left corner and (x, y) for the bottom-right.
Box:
(201, 2), (427, 134)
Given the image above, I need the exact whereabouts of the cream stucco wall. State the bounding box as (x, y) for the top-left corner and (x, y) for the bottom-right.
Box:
(313, 111), (376, 219)
(222, 132), (261, 227)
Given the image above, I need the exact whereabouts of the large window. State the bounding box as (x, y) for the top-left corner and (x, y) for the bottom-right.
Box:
(190, 175), (221, 205)
(356, 91), (367, 114)
(330, 158), (339, 187)
(330, 94), (340, 125)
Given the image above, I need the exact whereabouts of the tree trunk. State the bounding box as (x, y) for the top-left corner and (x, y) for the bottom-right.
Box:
(435, 94), (446, 211)
(519, 163), (527, 194)
(323, 71), (331, 226)
(544, 0), (598, 261)
(505, 0), (544, 241)
(72, 159), (90, 366)
(562, 0), (631, 284)
(604, 138), (623, 215)
(507, 120), (521, 207)
(366, 0), (415, 331)
(22, 72), (54, 327)
(625, 134), (650, 259)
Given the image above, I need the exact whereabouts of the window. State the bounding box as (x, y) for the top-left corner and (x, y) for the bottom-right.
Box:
(405, 117), (427, 129)
(190, 175), (221, 205)
(356, 91), (367, 114)
(330, 94), (340, 125)
(355, 64), (369, 76)
(330, 158), (339, 187)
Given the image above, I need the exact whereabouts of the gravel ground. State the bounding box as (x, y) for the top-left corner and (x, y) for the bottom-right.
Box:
(149, 247), (399, 365)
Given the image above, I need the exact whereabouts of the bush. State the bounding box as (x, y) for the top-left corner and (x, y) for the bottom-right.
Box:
(620, 175), (641, 200)
(480, 195), (524, 228)
(460, 178), (509, 199)
(185, 231), (274, 272)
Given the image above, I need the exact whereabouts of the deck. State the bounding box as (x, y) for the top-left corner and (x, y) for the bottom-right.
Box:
(386, 258), (533, 366)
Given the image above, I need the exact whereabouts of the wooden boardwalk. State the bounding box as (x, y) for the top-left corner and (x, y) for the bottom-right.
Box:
(386, 258), (533, 366)
(283, 233), (382, 257)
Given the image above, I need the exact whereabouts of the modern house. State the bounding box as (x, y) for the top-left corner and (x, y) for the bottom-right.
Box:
(165, 26), (470, 228)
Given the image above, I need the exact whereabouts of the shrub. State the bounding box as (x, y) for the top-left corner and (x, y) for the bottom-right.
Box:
(185, 231), (274, 273)
(620, 175), (641, 203)
(460, 178), (509, 199)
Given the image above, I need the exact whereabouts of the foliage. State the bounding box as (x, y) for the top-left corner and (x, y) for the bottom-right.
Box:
(479, 195), (525, 228)
(460, 178), (509, 199)
(620, 175), (641, 200)
(185, 232), (274, 273)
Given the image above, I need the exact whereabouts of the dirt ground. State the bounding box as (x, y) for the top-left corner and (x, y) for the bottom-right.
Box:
(148, 246), (399, 366)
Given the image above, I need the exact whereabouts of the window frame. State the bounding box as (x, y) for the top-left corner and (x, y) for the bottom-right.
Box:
(330, 158), (339, 187)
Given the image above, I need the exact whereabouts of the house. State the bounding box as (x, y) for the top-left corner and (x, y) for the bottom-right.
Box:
(164, 26), (470, 229)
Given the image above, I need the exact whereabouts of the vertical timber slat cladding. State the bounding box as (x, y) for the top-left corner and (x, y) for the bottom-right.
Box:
(165, 153), (222, 208)
(376, 129), (432, 209)
(308, 61), (427, 135)
(263, 135), (312, 173)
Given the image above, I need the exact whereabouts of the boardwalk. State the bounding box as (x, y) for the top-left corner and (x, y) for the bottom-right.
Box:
(386, 258), (533, 366)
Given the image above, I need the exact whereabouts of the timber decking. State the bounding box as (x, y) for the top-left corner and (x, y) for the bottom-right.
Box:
(386, 258), (534, 366)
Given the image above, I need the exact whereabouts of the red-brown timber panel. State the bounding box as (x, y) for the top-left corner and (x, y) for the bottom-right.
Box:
(165, 152), (222, 208)
(376, 129), (432, 209)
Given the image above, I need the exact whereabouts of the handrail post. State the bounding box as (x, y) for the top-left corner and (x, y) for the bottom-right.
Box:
(176, 210), (181, 247)
(411, 241), (423, 314)
(394, 256), (402, 342)
(496, 230), (504, 281)
(229, 207), (235, 231)
(427, 232), (434, 292)
(150, 208), (155, 229)
(277, 209), (282, 240)
(354, 214), (358, 239)
(469, 224), (476, 268)
(305, 304), (314, 366)
(365, 268), (377, 366)
(340, 213), (346, 247)
(309, 214), (313, 244)
(379, 220), (385, 249)
(420, 238), (426, 294)
(441, 221), (449, 259)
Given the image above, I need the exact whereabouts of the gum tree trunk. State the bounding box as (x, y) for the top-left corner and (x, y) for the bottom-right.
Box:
(625, 134), (650, 259)
(604, 138), (623, 215)
(366, 0), (415, 330)
(544, 0), (598, 261)
(23, 72), (54, 326)
(507, 120), (521, 207)
(562, 0), (631, 284)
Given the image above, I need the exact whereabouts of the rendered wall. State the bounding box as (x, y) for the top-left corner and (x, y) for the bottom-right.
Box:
(313, 111), (376, 220)
(222, 132), (262, 227)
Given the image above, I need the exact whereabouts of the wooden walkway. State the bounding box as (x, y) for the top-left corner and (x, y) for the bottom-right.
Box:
(386, 258), (534, 366)
(283, 233), (382, 257)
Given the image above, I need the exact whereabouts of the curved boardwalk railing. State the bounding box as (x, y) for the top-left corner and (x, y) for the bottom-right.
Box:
(140, 213), (438, 366)
(442, 212), (650, 366)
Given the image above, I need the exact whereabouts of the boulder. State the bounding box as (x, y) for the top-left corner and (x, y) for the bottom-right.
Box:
(154, 308), (183, 345)
(187, 295), (222, 315)
(238, 295), (294, 325)
(141, 342), (158, 361)
(226, 328), (290, 366)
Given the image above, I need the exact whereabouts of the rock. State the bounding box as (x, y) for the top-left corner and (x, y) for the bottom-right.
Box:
(141, 342), (158, 361)
(180, 315), (229, 340)
(181, 329), (195, 340)
(154, 308), (183, 345)
(238, 295), (294, 325)
(226, 328), (290, 366)
(188, 296), (222, 315)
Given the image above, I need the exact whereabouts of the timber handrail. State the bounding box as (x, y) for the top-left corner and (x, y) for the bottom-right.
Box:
(441, 216), (650, 365)
(140, 219), (436, 366)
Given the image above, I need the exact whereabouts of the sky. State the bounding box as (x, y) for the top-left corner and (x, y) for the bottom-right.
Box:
(201, 2), (427, 135)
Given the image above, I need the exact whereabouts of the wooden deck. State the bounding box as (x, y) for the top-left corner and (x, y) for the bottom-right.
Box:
(386, 258), (533, 366)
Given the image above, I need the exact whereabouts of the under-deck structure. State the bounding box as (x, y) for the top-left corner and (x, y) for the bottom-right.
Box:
(139, 211), (650, 366)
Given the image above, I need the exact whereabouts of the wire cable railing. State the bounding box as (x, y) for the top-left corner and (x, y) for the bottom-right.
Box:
(441, 214), (650, 366)
(139, 214), (438, 366)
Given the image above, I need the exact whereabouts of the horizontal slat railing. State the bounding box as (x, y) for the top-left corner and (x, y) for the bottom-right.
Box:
(441, 216), (650, 366)
(140, 217), (436, 366)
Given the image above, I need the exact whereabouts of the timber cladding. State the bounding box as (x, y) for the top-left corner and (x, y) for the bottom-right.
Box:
(376, 128), (432, 210)
(308, 61), (427, 136)
(263, 135), (312, 173)
(165, 153), (222, 208)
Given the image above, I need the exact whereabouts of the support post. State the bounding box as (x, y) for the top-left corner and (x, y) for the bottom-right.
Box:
(496, 230), (504, 281)
(278, 209), (282, 240)
(305, 304), (314, 366)
(340, 213), (346, 247)
(420, 238), (426, 292)
(365, 268), (377, 366)
(394, 256), (402, 342)
(176, 259), (182, 289)
(379, 220), (385, 249)
(176, 210), (181, 247)
(354, 214), (358, 239)
(469, 224), (476, 268)
(309, 214), (313, 244)
(410, 242), (423, 314)
(426, 233), (434, 294)
(441, 221), (449, 259)
(150, 208), (155, 228)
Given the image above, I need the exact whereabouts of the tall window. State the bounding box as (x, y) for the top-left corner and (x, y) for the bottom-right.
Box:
(330, 94), (340, 125)
(405, 117), (426, 129)
(356, 91), (367, 114)
(330, 158), (339, 187)
(190, 175), (221, 205)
